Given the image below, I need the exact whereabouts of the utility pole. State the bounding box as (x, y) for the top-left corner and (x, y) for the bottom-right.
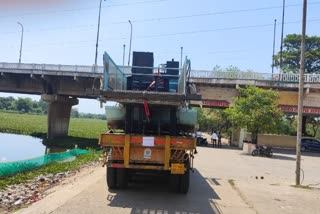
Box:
(94, 0), (105, 72)
(272, 19), (277, 75)
(123, 44), (126, 66)
(128, 20), (133, 66)
(296, 0), (307, 186)
(180, 47), (183, 68)
(17, 22), (24, 64)
(279, 0), (286, 72)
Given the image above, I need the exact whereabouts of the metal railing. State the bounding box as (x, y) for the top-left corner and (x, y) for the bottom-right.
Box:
(2, 62), (320, 84)
(0, 62), (104, 73)
(190, 70), (320, 83)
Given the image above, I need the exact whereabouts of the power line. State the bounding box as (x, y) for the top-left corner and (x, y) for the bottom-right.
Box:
(0, 0), (167, 18)
(5, 18), (320, 49)
(129, 1), (320, 23)
(128, 18), (320, 39)
(1, 1), (320, 35)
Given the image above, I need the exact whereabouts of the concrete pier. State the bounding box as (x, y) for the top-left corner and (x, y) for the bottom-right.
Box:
(41, 94), (79, 139)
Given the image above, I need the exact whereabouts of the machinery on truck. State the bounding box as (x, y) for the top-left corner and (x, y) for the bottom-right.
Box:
(98, 51), (200, 193)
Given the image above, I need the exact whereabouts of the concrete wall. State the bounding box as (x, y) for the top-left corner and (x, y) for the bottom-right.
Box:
(197, 85), (238, 103)
(246, 133), (296, 148)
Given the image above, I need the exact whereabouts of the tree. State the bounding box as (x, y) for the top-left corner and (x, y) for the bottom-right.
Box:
(197, 108), (231, 134)
(274, 34), (320, 73)
(71, 108), (80, 118)
(12, 98), (33, 113)
(306, 117), (320, 137)
(224, 85), (283, 144)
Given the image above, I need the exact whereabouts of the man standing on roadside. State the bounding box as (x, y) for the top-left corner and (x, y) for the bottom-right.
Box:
(211, 131), (218, 147)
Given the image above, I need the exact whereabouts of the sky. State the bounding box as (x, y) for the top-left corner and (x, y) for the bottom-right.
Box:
(0, 0), (319, 113)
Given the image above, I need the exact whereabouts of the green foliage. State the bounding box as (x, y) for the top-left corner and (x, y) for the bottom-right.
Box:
(224, 86), (283, 143)
(306, 117), (320, 137)
(0, 97), (47, 114)
(0, 112), (107, 139)
(197, 108), (231, 135)
(274, 34), (320, 73)
(0, 96), (106, 120)
(0, 151), (100, 189)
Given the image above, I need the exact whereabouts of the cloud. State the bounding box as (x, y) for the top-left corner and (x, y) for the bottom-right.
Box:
(1, 157), (7, 162)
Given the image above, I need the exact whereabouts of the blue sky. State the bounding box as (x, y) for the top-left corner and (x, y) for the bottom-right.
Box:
(0, 0), (319, 113)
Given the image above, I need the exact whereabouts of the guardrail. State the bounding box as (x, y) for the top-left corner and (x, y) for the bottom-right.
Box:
(0, 62), (104, 73)
(2, 62), (320, 83)
(190, 70), (320, 83)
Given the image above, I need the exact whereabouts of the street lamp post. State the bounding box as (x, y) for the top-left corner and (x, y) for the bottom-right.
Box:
(17, 22), (24, 64)
(272, 19), (277, 75)
(94, 0), (105, 72)
(279, 0), (286, 72)
(128, 20), (133, 66)
(123, 44), (126, 66)
(180, 46), (183, 68)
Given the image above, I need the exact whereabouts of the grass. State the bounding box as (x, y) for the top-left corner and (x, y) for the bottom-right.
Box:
(0, 112), (107, 139)
(0, 151), (101, 189)
(228, 179), (235, 186)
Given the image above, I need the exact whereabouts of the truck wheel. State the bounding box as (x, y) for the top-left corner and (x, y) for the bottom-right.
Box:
(107, 167), (117, 189)
(116, 168), (128, 189)
(179, 159), (190, 194)
(170, 174), (180, 192)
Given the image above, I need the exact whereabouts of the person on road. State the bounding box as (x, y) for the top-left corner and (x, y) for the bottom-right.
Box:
(211, 131), (218, 147)
(218, 132), (222, 148)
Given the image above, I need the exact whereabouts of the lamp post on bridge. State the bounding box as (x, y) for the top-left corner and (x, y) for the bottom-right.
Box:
(94, 0), (106, 72)
(17, 22), (24, 64)
(279, 0), (286, 73)
(128, 20), (133, 66)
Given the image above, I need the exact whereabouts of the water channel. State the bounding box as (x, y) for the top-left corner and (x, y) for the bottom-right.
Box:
(0, 133), (46, 162)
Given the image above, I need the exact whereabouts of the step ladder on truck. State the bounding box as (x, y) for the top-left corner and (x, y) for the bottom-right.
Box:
(98, 51), (201, 193)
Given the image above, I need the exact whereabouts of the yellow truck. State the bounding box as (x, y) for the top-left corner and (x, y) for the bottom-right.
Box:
(98, 51), (199, 193)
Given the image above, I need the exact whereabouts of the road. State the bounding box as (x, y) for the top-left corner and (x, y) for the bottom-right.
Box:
(17, 146), (320, 214)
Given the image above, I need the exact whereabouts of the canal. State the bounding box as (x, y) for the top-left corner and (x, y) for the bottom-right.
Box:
(0, 133), (45, 162)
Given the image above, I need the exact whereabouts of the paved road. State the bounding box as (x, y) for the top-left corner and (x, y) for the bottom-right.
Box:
(18, 146), (320, 214)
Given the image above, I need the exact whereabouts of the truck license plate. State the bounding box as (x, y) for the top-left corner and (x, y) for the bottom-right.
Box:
(171, 163), (185, 174)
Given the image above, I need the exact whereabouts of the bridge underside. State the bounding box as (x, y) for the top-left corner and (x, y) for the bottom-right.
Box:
(0, 72), (101, 139)
(0, 72), (100, 98)
(191, 81), (320, 116)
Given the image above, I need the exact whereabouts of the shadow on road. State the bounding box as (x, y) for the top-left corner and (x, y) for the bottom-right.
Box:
(273, 148), (320, 158)
(272, 154), (296, 161)
(107, 169), (221, 214)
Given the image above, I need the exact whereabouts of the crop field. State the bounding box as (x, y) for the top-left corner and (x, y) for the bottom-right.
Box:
(0, 112), (106, 139)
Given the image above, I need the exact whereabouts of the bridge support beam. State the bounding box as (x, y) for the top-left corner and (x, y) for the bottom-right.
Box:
(41, 94), (79, 139)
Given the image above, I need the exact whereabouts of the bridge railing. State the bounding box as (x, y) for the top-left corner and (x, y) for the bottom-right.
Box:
(190, 70), (320, 83)
(0, 62), (104, 73)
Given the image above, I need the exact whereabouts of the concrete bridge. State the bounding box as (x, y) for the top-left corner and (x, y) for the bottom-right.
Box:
(1, 62), (320, 139)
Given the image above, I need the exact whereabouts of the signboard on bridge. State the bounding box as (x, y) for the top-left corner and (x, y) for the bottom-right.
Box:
(202, 100), (230, 108)
(279, 105), (320, 115)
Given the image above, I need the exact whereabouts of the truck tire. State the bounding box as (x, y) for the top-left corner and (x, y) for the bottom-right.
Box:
(179, 159), (190, 194)
(116, 168), (128, 189)
(170, 174), (180, 193)
(107, 167), (117, 189)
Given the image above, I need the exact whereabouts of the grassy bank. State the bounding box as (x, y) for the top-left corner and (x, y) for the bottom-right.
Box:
(0, 152), (101, 189)
(0, 112), (106, 139)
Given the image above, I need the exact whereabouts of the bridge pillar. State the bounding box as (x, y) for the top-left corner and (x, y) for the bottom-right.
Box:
(41, 94), (79, 139)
